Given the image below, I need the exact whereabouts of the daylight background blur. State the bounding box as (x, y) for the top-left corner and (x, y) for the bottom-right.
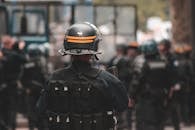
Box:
(1, 0), (195, 130)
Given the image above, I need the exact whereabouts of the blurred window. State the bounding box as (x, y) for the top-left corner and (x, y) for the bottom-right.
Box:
(116, 6), (136, 35)
(49, 5), (71, 24)
(75, 5), (93, 23)
(12, 11), (46, 35)
(96, 6), (114, 35)
(6, 5), (47, 36)
(0, 8), (7, 36)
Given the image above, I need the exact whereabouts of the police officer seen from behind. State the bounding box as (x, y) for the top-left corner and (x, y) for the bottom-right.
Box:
(129, 40), (175, 130)
(37, 22), (128, 130)
(21, 45), (47, 130)
(0, 35), (27, 130)
(173, 45), (193, 126)
(158, 40), (180, 130)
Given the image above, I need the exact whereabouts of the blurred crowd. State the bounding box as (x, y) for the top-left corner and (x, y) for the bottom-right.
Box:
(0, 34), (195, 130)
(107, 39), (195, 130)
(0, 35), (50, 130)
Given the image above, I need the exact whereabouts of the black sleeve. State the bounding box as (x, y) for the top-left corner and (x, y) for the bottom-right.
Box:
(111, 80), (129, 112)
(101, 71), (129, 112)
(36, 89), (48, 115)
(128, 59), (146, 101)
(36, 74), (53, 115)
(15, 52), (27, 64)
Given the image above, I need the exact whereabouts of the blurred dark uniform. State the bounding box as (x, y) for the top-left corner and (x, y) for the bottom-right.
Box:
(190, 51), (195, 122)
(182, 45), (194, 123)
(108, 44), (130, 89)
(125, 41), (140, 130)
(21, 46), (46, 130)
(173, 45), (193, 125)
(0, 50), (8, 130)
(158, 40), (180, 130)
(129, 40), (175, 130)
(108, 44), (133, 130)
(37, 22), (128, 130)
(1, 42), (26, 130)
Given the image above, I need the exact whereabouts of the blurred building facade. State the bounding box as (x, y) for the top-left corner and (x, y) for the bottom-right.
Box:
(170, 0), (191, 45)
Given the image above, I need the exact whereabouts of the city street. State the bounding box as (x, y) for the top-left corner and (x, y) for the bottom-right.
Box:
(1, 0), (195, 130)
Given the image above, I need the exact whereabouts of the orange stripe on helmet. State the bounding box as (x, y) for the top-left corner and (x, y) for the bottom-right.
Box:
(66, 36), (96, 40)
(67, 39), (93, 44)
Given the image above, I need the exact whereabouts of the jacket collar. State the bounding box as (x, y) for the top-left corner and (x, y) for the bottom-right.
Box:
(70, 60), (100, 78)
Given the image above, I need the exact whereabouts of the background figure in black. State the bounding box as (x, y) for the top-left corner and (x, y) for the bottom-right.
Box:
(36, 22), (129, 130)
(0, 49), (8, 130)
(21, 45), (46, 130)
(190, 48), (195, 122)
(129, 40), (175, 130)
(125, 41), (140, 130)
(12, 40), (27, 115)
(0, 35), (26, 130)
(158, 39), (180, 130)
(108, 44), (130, 88)
(173, 45), (193, 126)
(107, 44), (130, 130)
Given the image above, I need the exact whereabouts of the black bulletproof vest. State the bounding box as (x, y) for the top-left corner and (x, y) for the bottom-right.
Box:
(144, 59), (169, 88)
(47, 72), (108, 113)
(46, 71), (115, 130)
(139, 59), (170, 100)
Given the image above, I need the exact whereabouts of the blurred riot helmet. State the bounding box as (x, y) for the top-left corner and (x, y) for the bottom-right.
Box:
(141, 40), (158, 56)
(59, 22), (102, 56)
(27, 44), (43, 58)
(127, 41), (139, 58)
(158, 39), (171, 53)
(115, 44), (127, 56)
(183, 44), (192, 58)
(128, 41), (139, 49)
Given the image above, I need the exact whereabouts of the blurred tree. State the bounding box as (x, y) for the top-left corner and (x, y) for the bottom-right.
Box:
(170, 0), (191, 44)
(94, 0), (169, 30)
(136, 0), (168, 30)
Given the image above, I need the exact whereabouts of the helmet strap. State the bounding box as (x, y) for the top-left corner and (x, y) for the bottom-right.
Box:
(91, 54), (99, 61)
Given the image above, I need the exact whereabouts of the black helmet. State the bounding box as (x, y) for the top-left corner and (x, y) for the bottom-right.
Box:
(141, 40), (158, 56)
(59, 22), (102, 55)
(115, 44), (127, 54)
(159, 39), (171, 50)
(27, 44), (43, 58)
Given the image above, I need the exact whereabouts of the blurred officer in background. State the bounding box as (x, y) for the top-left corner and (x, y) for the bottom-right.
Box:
(126, 41), (140, 90)
(107, 42), (139, 130)
(125, 41), (140, 130)
(108, 43), (134, 130)
(129, 40), (175, 130)
(172, 45), (193, 126)
(108, 44), (130, 88)
(0, 45), (7, 130)
(126, 42), (140, 59)
(37, 22), (128, 130)
(107, 44), (130, 130)
(108, 44), (127, 68)
(183, 45), (195, 123)
(158, 39), (181, 130)
(21, 44), (47, 130)
(158, 39), (172, 61)
(0, 35), (27, 130)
